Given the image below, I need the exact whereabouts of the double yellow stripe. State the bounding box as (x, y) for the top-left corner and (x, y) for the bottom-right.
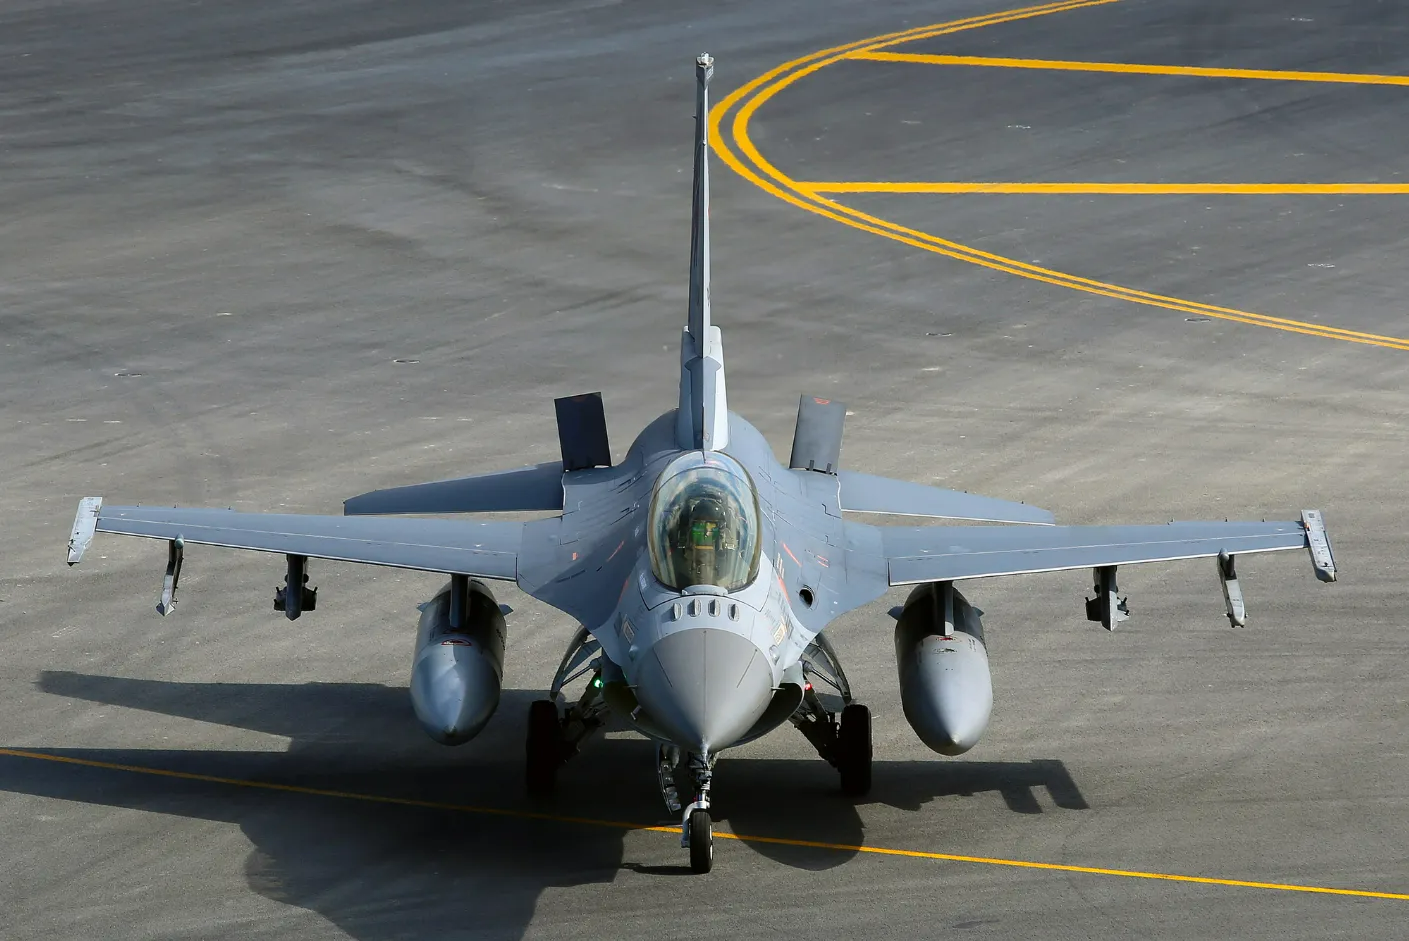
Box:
(708, 0), (1409, 351)
(852, 51), (1409, 87)
(802, 182), (1409, 195)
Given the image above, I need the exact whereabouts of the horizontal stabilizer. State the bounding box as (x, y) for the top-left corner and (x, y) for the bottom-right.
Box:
(839, 470), (1054, 525)
(344, 462), (564, 516)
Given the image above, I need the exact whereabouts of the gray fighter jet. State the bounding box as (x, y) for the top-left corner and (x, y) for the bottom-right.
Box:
(67, 55), (1337, 873)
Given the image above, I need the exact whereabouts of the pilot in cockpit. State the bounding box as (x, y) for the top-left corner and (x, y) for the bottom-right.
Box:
(649, 453), (761, 593)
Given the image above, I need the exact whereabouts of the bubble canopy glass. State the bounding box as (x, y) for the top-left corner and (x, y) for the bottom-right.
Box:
(648, 452), (762, 592)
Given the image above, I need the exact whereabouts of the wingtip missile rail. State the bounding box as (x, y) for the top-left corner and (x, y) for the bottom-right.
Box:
(1302, 509), (1336, 582)
(67, 496), (102, 566)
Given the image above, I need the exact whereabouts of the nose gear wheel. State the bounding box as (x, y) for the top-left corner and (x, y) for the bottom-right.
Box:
(688, 810), (713, 873)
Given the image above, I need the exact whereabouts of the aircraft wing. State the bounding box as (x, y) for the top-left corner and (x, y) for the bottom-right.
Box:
(343, 462), (564, 516)
(67, 499), (521, 580)
(837, 470), (1054, 525)
(879, 516), (1332, 585)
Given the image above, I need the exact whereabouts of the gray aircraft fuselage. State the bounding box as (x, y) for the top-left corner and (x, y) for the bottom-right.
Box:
(509, 410), (886, 755)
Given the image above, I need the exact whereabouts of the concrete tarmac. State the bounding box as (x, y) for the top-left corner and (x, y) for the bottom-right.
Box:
(2, 0), (1407, 938)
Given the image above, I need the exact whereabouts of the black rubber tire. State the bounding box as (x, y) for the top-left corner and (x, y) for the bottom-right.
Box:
(837, 703), (872, 796)
(525, 699), (562, 797)
(688, 810), (713, 874)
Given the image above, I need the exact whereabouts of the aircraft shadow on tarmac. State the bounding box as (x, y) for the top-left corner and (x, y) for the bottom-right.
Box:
(4, 672), (1089, 940)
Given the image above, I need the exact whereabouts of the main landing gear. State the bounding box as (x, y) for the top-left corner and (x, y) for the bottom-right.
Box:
(525, 699), (564, 797)
(791, 635), (872, 796)
(836, 702), (873, 796)
(528, 629), (872, 873)
(525, 626), (610, 797)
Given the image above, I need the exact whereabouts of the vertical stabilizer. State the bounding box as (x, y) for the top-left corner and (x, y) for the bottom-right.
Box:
(676, 53), (730, 451)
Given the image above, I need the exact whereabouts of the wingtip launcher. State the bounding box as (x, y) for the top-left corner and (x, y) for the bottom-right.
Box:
(1301, 509), (1336, 582)
(1212, 510), (1335, 629)
(67, 496), (102, 566)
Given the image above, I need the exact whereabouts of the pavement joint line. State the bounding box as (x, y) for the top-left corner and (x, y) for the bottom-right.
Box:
(848, 51), (1409, 86)
(708, 0), (1409, 351)
(3, 746), (1406, 901)
(798, 182), (1409, 195)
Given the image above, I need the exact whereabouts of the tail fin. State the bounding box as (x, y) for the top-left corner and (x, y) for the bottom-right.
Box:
(676, 53), (729, 451)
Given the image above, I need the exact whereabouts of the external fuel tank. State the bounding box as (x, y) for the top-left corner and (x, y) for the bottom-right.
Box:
(894, 581), (993, 756)
(410, 579), (507, 745)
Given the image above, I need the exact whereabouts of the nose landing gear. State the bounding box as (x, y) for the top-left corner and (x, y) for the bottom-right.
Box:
(659, 748), (716, 873)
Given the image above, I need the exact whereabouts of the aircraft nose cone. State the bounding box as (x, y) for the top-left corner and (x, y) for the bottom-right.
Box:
(634, 627), (774, 752)
(410, 641), (499, 745)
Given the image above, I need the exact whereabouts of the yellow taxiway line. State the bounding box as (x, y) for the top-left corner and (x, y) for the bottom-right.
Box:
(707, 0), (1409, 351)
(2, 746), (1406, 900)
(850, 51), (1409, 87)
(800, 182), (1409, 195)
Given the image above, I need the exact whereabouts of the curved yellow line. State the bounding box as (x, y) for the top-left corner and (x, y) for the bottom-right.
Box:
(709, 1), (1409, 351)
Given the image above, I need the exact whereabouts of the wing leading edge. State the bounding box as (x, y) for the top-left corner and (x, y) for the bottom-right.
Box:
(68, 500), (521, 580)
(879, 517), (1329, 585)
(838, 470), (1054, 525)
(343, 462), (563, 516)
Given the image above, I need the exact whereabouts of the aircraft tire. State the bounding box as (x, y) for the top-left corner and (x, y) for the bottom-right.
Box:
(525, 699), (562, 797)
(689, 810), (713, 873)
(838, 703), (872, 796)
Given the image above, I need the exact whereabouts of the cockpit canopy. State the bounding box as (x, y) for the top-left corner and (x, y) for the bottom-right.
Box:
(648, 452), (762, 592)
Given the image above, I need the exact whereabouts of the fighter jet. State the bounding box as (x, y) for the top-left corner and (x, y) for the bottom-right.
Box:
(66, 54), (1337, 873)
